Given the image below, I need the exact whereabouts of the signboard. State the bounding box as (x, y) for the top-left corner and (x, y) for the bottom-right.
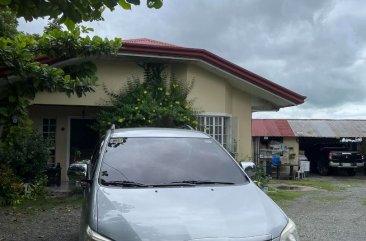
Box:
(340, 137), (363, 143)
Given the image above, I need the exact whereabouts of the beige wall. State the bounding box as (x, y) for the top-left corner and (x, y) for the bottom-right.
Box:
(33, 60), (144, 106)
(31, 59), (256, 181)
(187, 64), (227, 113)
(187, 64), (252, 159)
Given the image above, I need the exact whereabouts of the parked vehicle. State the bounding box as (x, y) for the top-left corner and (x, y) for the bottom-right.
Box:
(307, 143), (364, 176)
(68, 127), (299, 241)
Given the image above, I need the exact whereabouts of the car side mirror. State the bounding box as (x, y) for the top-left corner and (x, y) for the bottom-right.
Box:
(67, 161), (88, 182)
(240, 161), (256, 178)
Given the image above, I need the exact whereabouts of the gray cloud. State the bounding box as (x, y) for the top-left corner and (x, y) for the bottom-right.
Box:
(18, 0), (366, 119)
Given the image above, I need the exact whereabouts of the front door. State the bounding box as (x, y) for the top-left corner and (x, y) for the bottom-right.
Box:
(69, 119), (99, 164)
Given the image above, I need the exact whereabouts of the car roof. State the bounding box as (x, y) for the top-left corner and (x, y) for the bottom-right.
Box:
(111, 128), (211, 138)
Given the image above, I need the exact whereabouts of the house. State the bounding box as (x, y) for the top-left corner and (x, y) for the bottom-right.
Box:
(29, 38), (305, 181)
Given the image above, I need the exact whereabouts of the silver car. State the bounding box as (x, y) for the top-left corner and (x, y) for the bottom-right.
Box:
(69, 127), (299, 241)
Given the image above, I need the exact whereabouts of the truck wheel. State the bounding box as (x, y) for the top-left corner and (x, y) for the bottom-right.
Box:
(347, 169), (356, 176)
(318, 165), (329, 176)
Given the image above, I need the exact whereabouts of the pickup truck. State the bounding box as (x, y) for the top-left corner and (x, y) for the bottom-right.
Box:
(311, 145), (364, 176)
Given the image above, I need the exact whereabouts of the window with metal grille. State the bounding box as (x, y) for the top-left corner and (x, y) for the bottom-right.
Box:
(197, 115), (239, 157)
(43, 118), (56, 164)
(197, 115), (229, 148)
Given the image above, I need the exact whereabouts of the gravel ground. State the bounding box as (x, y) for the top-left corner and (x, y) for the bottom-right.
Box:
(280, 175), (366, 241)
(0, 195), (80, 241)
(0, 175), (365, 241)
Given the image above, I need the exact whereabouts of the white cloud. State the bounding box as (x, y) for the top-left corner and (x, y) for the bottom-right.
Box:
(17, 0), (366, 119)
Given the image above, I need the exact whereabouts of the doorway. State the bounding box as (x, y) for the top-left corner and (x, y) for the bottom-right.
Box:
(69, 119), (99, 164)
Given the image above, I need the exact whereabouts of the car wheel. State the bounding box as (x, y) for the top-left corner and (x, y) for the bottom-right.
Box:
(347, 169), (356, 176)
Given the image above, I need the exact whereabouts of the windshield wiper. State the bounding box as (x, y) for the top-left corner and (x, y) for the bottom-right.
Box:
(170, 180), (235, 185)
(101, 180), (148, 187)
(150, 183), (196, 187)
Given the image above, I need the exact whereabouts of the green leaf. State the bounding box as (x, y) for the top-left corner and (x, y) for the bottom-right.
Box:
(147, 0), (163, 9)
(126, 0), (140, 5)
(0, 0), (12, 5)
(118, 0), (131, 10)
(8, 96), (16, 103)
(63, 18), (76, 31)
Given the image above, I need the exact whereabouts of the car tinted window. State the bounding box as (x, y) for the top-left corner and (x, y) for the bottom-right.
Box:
(99, 137), (247, 185)
(90, 137), (105, 177)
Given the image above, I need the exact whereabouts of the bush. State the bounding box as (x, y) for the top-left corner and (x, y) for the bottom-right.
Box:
(0, 126), (50, 182)
(0, 165), (24, 206)
(95, 63), (199, 132)
(253, 162), (270, 189)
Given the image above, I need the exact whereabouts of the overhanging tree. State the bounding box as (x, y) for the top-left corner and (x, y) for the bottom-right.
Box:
(0, 1), (163, 205)
(0, 17), (122, 134)
(0, 0), (163, 29)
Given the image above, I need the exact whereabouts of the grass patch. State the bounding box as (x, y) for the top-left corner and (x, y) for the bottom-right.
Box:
(361, 199), (366, 206)
(267, 189), (305, 204)
(1, 193), (82, 215)
(270, 179), (338, 191)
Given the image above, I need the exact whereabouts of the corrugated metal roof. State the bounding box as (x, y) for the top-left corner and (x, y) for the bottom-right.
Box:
(288, 120), (366, 137)
(252, 119), (294, 137)
(252, 119), (366, 138)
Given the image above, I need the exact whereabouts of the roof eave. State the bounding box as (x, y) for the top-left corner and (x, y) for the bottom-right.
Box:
(120, 42), (306, 106)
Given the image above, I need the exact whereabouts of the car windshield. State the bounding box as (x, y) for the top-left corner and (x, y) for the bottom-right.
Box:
(99, 137), (248, 186)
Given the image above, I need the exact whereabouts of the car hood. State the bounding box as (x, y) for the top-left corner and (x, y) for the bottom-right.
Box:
(96, 183), (287, 241)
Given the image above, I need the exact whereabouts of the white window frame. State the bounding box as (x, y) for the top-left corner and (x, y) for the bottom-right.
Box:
(43, 118), (57, 164)
(196, 112), (232, 149)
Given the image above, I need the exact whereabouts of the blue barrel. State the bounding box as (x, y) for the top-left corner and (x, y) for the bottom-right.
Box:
(272, 155), (281, 166)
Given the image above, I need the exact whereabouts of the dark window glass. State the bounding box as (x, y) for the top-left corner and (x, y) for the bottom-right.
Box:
(90, 137), (105, 176)
(99, 137), (247, 185)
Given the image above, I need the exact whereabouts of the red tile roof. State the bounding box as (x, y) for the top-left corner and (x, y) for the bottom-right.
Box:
(124, 38), (178, 47)
(252, 119), (294, 137)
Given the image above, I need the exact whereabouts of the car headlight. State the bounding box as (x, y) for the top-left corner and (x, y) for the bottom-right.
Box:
(86, 226), (113, 241)
(280, 218), (300, 241)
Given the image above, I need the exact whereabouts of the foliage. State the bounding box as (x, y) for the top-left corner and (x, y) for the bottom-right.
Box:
(0, 6), (17, 38)
(95, 63), (198, 131)
(253, 162), (270, 189)
(0, 9), (122, 135)
(0, 164), (24, 206)
(0, 0), (163, 29)
(0, 125), (50, 182)
(0, 0), (162, 206)
(26, 175), (48, 199)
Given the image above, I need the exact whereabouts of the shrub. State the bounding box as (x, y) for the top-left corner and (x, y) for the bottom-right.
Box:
(0, 165), (24, 206)
(95, 63), (198, 132)
(0, 126), (50, 182)
(27, 175), (48, 199)
(253, 162), (270, 189)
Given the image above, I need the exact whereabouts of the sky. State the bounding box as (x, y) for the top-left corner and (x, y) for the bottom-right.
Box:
(18, 0), (366, 119)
